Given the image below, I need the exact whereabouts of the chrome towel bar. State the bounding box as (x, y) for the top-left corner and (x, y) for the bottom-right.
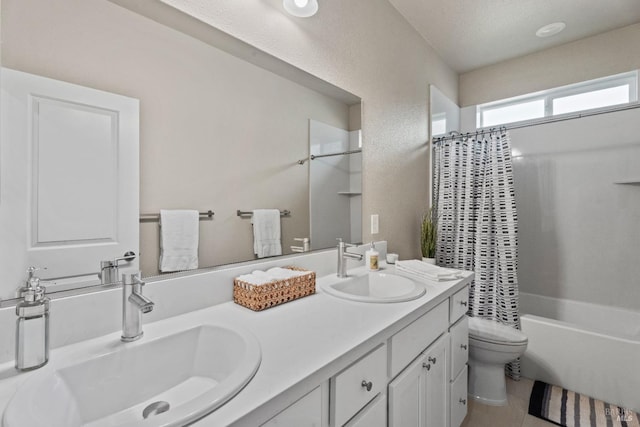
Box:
(139, 210), (214, 222)
(237, 210), (291, 217)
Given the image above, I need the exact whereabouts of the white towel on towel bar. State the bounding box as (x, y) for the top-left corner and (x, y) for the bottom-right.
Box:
(159, 209), (199, 272)
(252, 209), (282, 258)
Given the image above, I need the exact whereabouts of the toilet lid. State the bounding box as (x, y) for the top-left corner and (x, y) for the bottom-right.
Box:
(468, 317), (527, 344)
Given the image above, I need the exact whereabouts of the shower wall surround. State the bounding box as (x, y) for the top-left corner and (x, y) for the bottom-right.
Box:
(509, 108), (640, 310)
(461, 107), (640, 311)
(457, 21), (640, 312)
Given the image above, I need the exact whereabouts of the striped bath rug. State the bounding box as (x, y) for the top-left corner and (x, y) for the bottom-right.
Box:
(528, 380), (639, 427)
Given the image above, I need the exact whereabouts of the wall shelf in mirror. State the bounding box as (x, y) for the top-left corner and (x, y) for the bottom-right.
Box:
(337, 192), (362, 196)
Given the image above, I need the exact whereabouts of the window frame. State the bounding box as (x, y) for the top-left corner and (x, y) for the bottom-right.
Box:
(477, 71), (639, 128)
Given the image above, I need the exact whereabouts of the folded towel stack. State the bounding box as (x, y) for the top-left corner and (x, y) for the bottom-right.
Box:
(396, 260), (463, 281)
(236, 267), (309, 286)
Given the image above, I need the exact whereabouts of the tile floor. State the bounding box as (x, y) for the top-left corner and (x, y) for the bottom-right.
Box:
(460, 377), (557, 427)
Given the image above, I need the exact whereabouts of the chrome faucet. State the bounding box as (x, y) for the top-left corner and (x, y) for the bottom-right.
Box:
(121, 272), (154, 342)
(98, 251), (136, 285)
(337, 238), (363, 278)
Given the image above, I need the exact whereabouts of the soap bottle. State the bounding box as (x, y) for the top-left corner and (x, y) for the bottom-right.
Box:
(365, 242), (379, 271)
(15, 267), (50, 371)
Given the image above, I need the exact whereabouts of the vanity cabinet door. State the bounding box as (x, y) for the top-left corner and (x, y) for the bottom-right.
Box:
(388, 353), (427, 427)
(388, 333), (450, 427)
(424, 333), (450, 427)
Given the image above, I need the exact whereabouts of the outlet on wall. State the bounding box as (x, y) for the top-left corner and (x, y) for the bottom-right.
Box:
(371, 214), (379, 234)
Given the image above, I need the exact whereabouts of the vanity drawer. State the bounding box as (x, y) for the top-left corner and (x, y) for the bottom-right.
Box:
(331, 344), (387, 427)
(450, 365), (469, 427)
(450, 286), (469, 323)
(390, 300), (448, 378)
(450, 315), (469, 381)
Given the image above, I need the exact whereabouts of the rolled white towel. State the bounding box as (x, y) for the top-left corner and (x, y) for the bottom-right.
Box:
(236, 273), (273, 286)
(237, 267), (311, 286)
(251, 270), (272, 281)
(266, 267), (308, 280)
(396, 260), (463, 281)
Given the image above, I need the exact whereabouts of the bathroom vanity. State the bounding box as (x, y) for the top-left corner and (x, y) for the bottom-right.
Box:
(263, 273), (471, 427)
(0, 248), (472, 426)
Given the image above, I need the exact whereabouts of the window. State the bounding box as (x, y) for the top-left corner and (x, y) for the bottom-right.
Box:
(477, 71), (638, 128)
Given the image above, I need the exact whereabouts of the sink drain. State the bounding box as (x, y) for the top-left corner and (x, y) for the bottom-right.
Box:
(143, 401), (170, 419)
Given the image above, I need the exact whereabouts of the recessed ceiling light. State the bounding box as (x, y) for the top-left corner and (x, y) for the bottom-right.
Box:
(536, 22), (566, 38)
(283, 0), (318, 18)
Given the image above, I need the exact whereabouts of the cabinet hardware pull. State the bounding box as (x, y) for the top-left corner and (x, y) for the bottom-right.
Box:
(459, 398), (467, 405)
(460, 300), (468, 307)
(422, 363), (431, 371)
(428, 356), (437, 364)
(361, 380), (373, 391)
(460, 344), (468, 350)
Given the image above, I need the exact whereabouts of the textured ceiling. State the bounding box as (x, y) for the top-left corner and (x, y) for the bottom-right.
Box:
(387, 0), (640, 73)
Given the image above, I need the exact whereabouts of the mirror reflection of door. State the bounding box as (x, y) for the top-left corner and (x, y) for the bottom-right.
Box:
(0, 68), (139, 297)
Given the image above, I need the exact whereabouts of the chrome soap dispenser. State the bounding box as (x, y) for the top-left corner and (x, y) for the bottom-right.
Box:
(15, 267), (50, 371)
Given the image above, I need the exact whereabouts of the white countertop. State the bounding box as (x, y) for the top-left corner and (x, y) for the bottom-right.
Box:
(0, 263), (472, 426)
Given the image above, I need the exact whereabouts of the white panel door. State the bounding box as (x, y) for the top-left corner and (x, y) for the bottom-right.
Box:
(1, 68), (139, 295)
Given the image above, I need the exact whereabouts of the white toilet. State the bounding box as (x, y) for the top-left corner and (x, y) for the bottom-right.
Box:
(467, 317), (528, 406)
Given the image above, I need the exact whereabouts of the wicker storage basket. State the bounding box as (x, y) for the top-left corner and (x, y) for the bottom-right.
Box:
(233, 266), (316, 311)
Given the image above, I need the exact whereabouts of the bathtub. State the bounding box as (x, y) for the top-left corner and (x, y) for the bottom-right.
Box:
(519, 292), (640, 412)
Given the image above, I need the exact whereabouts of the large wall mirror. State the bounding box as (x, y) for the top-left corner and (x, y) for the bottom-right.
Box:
(0, 0), (362, 301)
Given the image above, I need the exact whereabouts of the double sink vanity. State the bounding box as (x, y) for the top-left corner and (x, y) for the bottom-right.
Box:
(0, 244), (472, 426)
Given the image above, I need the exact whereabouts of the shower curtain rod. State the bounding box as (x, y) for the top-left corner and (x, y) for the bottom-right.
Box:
(297, 149), (362, 165)
(432, 102), (640, 144)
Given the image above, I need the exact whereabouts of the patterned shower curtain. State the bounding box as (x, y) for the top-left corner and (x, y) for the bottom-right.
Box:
(432, 130), (521, 379)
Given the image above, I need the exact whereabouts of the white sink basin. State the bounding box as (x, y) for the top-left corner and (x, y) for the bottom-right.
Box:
(2, 324), (261, 427)
(322, 271), (426, 303)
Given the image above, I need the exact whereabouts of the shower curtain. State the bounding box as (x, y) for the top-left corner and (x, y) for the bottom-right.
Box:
(432, 130), (521, 379)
